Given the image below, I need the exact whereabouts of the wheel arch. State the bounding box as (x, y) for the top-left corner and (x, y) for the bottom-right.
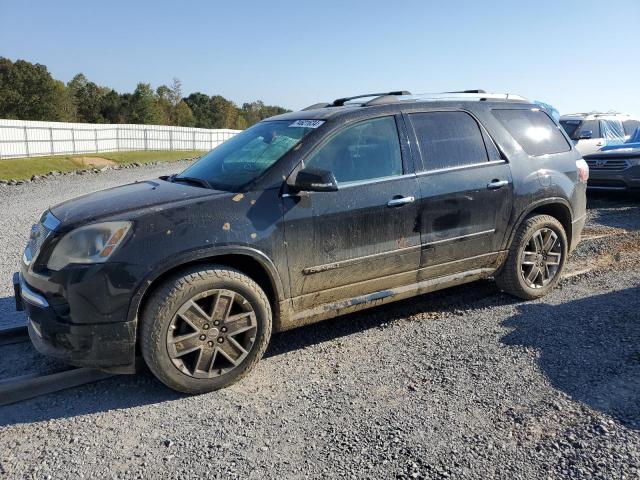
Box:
(504, 198), (573, 251)
(127, 246), (285, 330)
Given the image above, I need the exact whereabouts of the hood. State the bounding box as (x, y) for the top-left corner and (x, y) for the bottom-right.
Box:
(50, 178), (227, 226)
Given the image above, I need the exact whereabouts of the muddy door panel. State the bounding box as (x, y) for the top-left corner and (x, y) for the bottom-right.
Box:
(416, 163), (513, 273)
(404, 110), (514, 275)
(283, 175), (421, 311)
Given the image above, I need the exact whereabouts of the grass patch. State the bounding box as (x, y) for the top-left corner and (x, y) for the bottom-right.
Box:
(0, 150), (206, 181)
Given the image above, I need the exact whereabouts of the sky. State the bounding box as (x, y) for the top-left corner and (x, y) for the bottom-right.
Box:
(1, 0), (639, 116)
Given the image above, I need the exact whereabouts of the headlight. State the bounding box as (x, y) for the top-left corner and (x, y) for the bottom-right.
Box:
(47, 221), (132, 271)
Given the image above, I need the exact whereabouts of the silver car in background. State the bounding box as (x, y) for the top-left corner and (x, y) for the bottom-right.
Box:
(560, 112), (640, 156)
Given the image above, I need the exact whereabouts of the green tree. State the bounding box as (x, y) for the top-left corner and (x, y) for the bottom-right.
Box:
(67, 73), (112, 123)
(118, 93), (134, 123)
(209, 95), (239, 129)
(155, 84), (173, 124)
(241, 100), (289, 127)
(174, 100), (196, 127)
(0, 57), (62, 120)
(78, 83), (106, 122)
(156, 78), (189, 125)
(184, 92), (213, 128)
(0, 58), (287, 127)
(52, 80), (77, 122)
(100, 90), (123, 123)
(129, 83), (162, 124)
(234, 114), (248, 130)
(241, 100), (265, 125)
(168, 78), (183, 108)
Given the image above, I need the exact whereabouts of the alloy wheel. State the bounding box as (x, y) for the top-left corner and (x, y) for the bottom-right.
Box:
(520, 227), (563, 289)
(166, 289), (257, 378)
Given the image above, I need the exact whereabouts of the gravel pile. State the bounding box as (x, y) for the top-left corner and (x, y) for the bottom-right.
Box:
(0, 167), (638, 479)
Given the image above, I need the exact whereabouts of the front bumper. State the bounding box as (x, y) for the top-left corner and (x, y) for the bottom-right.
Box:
(587, 165), (640, 191)
(26, 302), (136, 369)
(14, 265), (139, 369)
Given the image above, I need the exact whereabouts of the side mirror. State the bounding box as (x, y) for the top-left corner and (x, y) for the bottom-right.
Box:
(578, 130), (593, 140)
(287, 167), (338, 193)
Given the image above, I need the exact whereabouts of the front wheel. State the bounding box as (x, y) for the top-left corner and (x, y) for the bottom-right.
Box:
(495, 214), (568, 300)
(140, 266), (272, 393)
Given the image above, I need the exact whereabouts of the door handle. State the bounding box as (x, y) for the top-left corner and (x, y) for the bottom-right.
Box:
(487, 179), (509, 190)
(387, 196), (415, 207)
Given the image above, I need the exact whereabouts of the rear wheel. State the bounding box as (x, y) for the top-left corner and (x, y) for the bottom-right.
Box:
(140, 266), (272, 393)
(496, 214), (568, 300)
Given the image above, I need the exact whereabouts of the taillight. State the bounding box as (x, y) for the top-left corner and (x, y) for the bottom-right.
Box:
(576, 159), (589, 183)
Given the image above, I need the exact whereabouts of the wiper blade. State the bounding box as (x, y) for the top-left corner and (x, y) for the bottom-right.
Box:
(172, 176), (213, 189)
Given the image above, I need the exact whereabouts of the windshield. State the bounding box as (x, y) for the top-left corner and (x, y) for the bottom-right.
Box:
(175, 120), (321, 191)
(560, 120), (581, 139)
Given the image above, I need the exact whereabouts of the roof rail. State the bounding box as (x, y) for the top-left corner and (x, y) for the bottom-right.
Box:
(301, 90), (527, 113)
(562, 111), (627, 117)
(364, 94), (407, 107)
(332, 91), (411, 106)
(444, 89), (487, 94)
(302, 102), (330, 110)
(593, 111), (626, 117)
(397, 92), (528, 102)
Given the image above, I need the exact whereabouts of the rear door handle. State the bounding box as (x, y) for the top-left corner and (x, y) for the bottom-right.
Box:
(387, 196), (415, 207)
(487, 179), (509, 190)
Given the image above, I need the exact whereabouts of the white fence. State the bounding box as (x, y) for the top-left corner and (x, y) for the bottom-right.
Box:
(0, 119), (241, 159)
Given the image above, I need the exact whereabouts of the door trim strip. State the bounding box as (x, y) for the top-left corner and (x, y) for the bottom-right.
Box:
(424, 229), (495, 247)
(302, 228), (497, 275)
(302, 244), (421, 275)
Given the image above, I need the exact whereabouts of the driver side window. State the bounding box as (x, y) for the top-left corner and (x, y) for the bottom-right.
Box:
(305, 116), (403, 183)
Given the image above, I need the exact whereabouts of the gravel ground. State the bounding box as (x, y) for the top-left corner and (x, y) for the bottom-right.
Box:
(0, 167), (639, 479)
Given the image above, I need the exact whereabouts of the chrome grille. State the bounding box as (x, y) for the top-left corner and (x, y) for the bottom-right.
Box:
(23, 211), (60, 265)
(585, 158), (630, 171)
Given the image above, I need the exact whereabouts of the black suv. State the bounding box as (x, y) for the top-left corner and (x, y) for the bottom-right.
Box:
(14, 91), (588, 393)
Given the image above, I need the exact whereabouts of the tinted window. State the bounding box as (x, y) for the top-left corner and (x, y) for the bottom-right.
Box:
(178, 120), (318, 191)
(410, 111), (489, 171)
(560, 120), (581, 139)
(305, 116), (402, 183)
(578, 120), (600, 139)
(493, 109), (571, 156)
(623, 120), (640, 136)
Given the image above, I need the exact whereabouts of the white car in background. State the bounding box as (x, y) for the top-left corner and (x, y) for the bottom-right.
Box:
(559, 112), (640, 156)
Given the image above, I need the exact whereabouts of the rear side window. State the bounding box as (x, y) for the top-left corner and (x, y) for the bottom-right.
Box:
(578, 120), (600, 139)
(410, 111), (489, 171)
(623, 120), (640, 135)
(560, 120), (580, 139)
(493, 109), (571, 156)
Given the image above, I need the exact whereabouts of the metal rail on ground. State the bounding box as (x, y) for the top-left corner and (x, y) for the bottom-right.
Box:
(0, 324), (29, 346)
(0, 368), (115, 406)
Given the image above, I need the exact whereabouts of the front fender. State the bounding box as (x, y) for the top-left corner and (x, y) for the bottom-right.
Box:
(125, 244), (285, 325)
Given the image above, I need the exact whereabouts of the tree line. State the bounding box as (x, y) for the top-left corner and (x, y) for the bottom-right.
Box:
(0, 57), (290, 129)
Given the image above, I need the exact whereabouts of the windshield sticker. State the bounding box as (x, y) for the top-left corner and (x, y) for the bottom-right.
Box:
(289, 120), (324, 129)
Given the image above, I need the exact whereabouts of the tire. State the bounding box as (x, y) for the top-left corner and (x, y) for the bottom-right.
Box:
(140, 265), (272, 394)
(495, 214), (568, 300)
